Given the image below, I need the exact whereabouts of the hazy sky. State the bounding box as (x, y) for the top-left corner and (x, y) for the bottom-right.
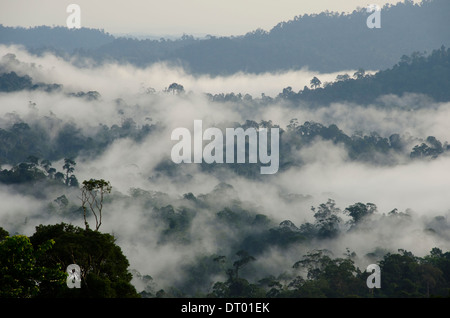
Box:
(0, 0), (417, 37)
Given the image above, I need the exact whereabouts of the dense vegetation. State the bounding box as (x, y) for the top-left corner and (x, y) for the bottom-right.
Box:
(276, 46), (450, 105)
(205, 248), (450, 298)
(1, 0), (449, 74)
(2, 174), (449, 298)
(0, 111), (158, 165)
(0, 224), (139, 298)
(123, 187), (450, 298)
(0, 114), (447, 182)
(0, 48), (449, 180)
(0, 0), (449, 300)
(0, 71), (61, 93)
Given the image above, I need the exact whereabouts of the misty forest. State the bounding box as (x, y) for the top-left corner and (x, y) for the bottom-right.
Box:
(1, 0), (450, 298)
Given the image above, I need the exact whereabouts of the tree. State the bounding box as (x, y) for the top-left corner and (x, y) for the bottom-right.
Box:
(62, 158), (76, 186)
(311, 199), (342, 238)
(30, 223), (139, 298)
(353, 68), (366, 79)
(280, 86), (295, 98)
(378, 249), (421, 297)
(26, 155), (39, 166)
(335, 74), (350, 81)
(422, 248), (450, 296)
(291, 249), (367, 297)
(344, 202), (377, 225)
(0, 227), (8, 241)
(67, 174), (79, 187)
(232, 250), (256, 280)
(0, 235), (66, 298)
(54, 171), (65, 182)
(80, 179), (112, 231)
(410, 136), (445, 159)
(167, 82), (185, 95)
(210, 250), (263, 297)
(40, 159), (52, 172)
(310, 76), (321, 89)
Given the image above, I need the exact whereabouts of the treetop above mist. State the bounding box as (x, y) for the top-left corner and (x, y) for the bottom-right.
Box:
(276, 46), (450, 105)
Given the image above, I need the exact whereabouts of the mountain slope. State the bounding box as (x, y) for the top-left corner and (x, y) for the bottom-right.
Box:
(277, 45), (450, 106)
(1, 0), (449, 75)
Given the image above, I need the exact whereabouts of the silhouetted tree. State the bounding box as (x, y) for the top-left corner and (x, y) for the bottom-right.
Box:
(310, 76), (322, 89)
(80, 179), (112, 231)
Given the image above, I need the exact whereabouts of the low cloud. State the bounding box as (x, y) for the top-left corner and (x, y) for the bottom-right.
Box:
(0, 45), (449, 293)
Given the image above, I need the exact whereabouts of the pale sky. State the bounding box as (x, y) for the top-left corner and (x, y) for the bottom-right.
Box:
(0, 0), (418, 37)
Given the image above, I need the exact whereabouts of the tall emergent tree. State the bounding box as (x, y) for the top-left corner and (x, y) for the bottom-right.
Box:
(80, 179), (112, 231)
(62, 158), (78, 186)
(310, 76), (322, 89)
(167, 82), (185, 95)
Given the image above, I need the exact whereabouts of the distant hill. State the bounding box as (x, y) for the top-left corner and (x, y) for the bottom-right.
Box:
(0, 46), (449, 169)
(0, 25), (114, 53)
(2, 46), (450, 106)
(169, 0), (450, 74)
(1, 0), (449, 75)
(275, 45), (450, 105)
(0, 71), (61, 93)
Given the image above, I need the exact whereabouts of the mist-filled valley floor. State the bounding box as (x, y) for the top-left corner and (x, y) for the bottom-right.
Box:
(1, 40), (450, 298)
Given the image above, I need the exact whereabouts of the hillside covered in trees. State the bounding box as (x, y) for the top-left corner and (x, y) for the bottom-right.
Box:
(276, 46), (450, 105)
(1, 0), (449, 75)
(0, 0), (449, 301)
(1, 48), (449, 179)
(0, 44), (449, 298)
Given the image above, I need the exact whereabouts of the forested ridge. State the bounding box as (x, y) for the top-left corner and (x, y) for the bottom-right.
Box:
(1, 48), (449, 178)
(1, 0), (449, 74)
(276, 46), (450, 105)
(2, 186), (450, 298)
(0, 0), (449, 300)
(1, 47), (449, 298)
